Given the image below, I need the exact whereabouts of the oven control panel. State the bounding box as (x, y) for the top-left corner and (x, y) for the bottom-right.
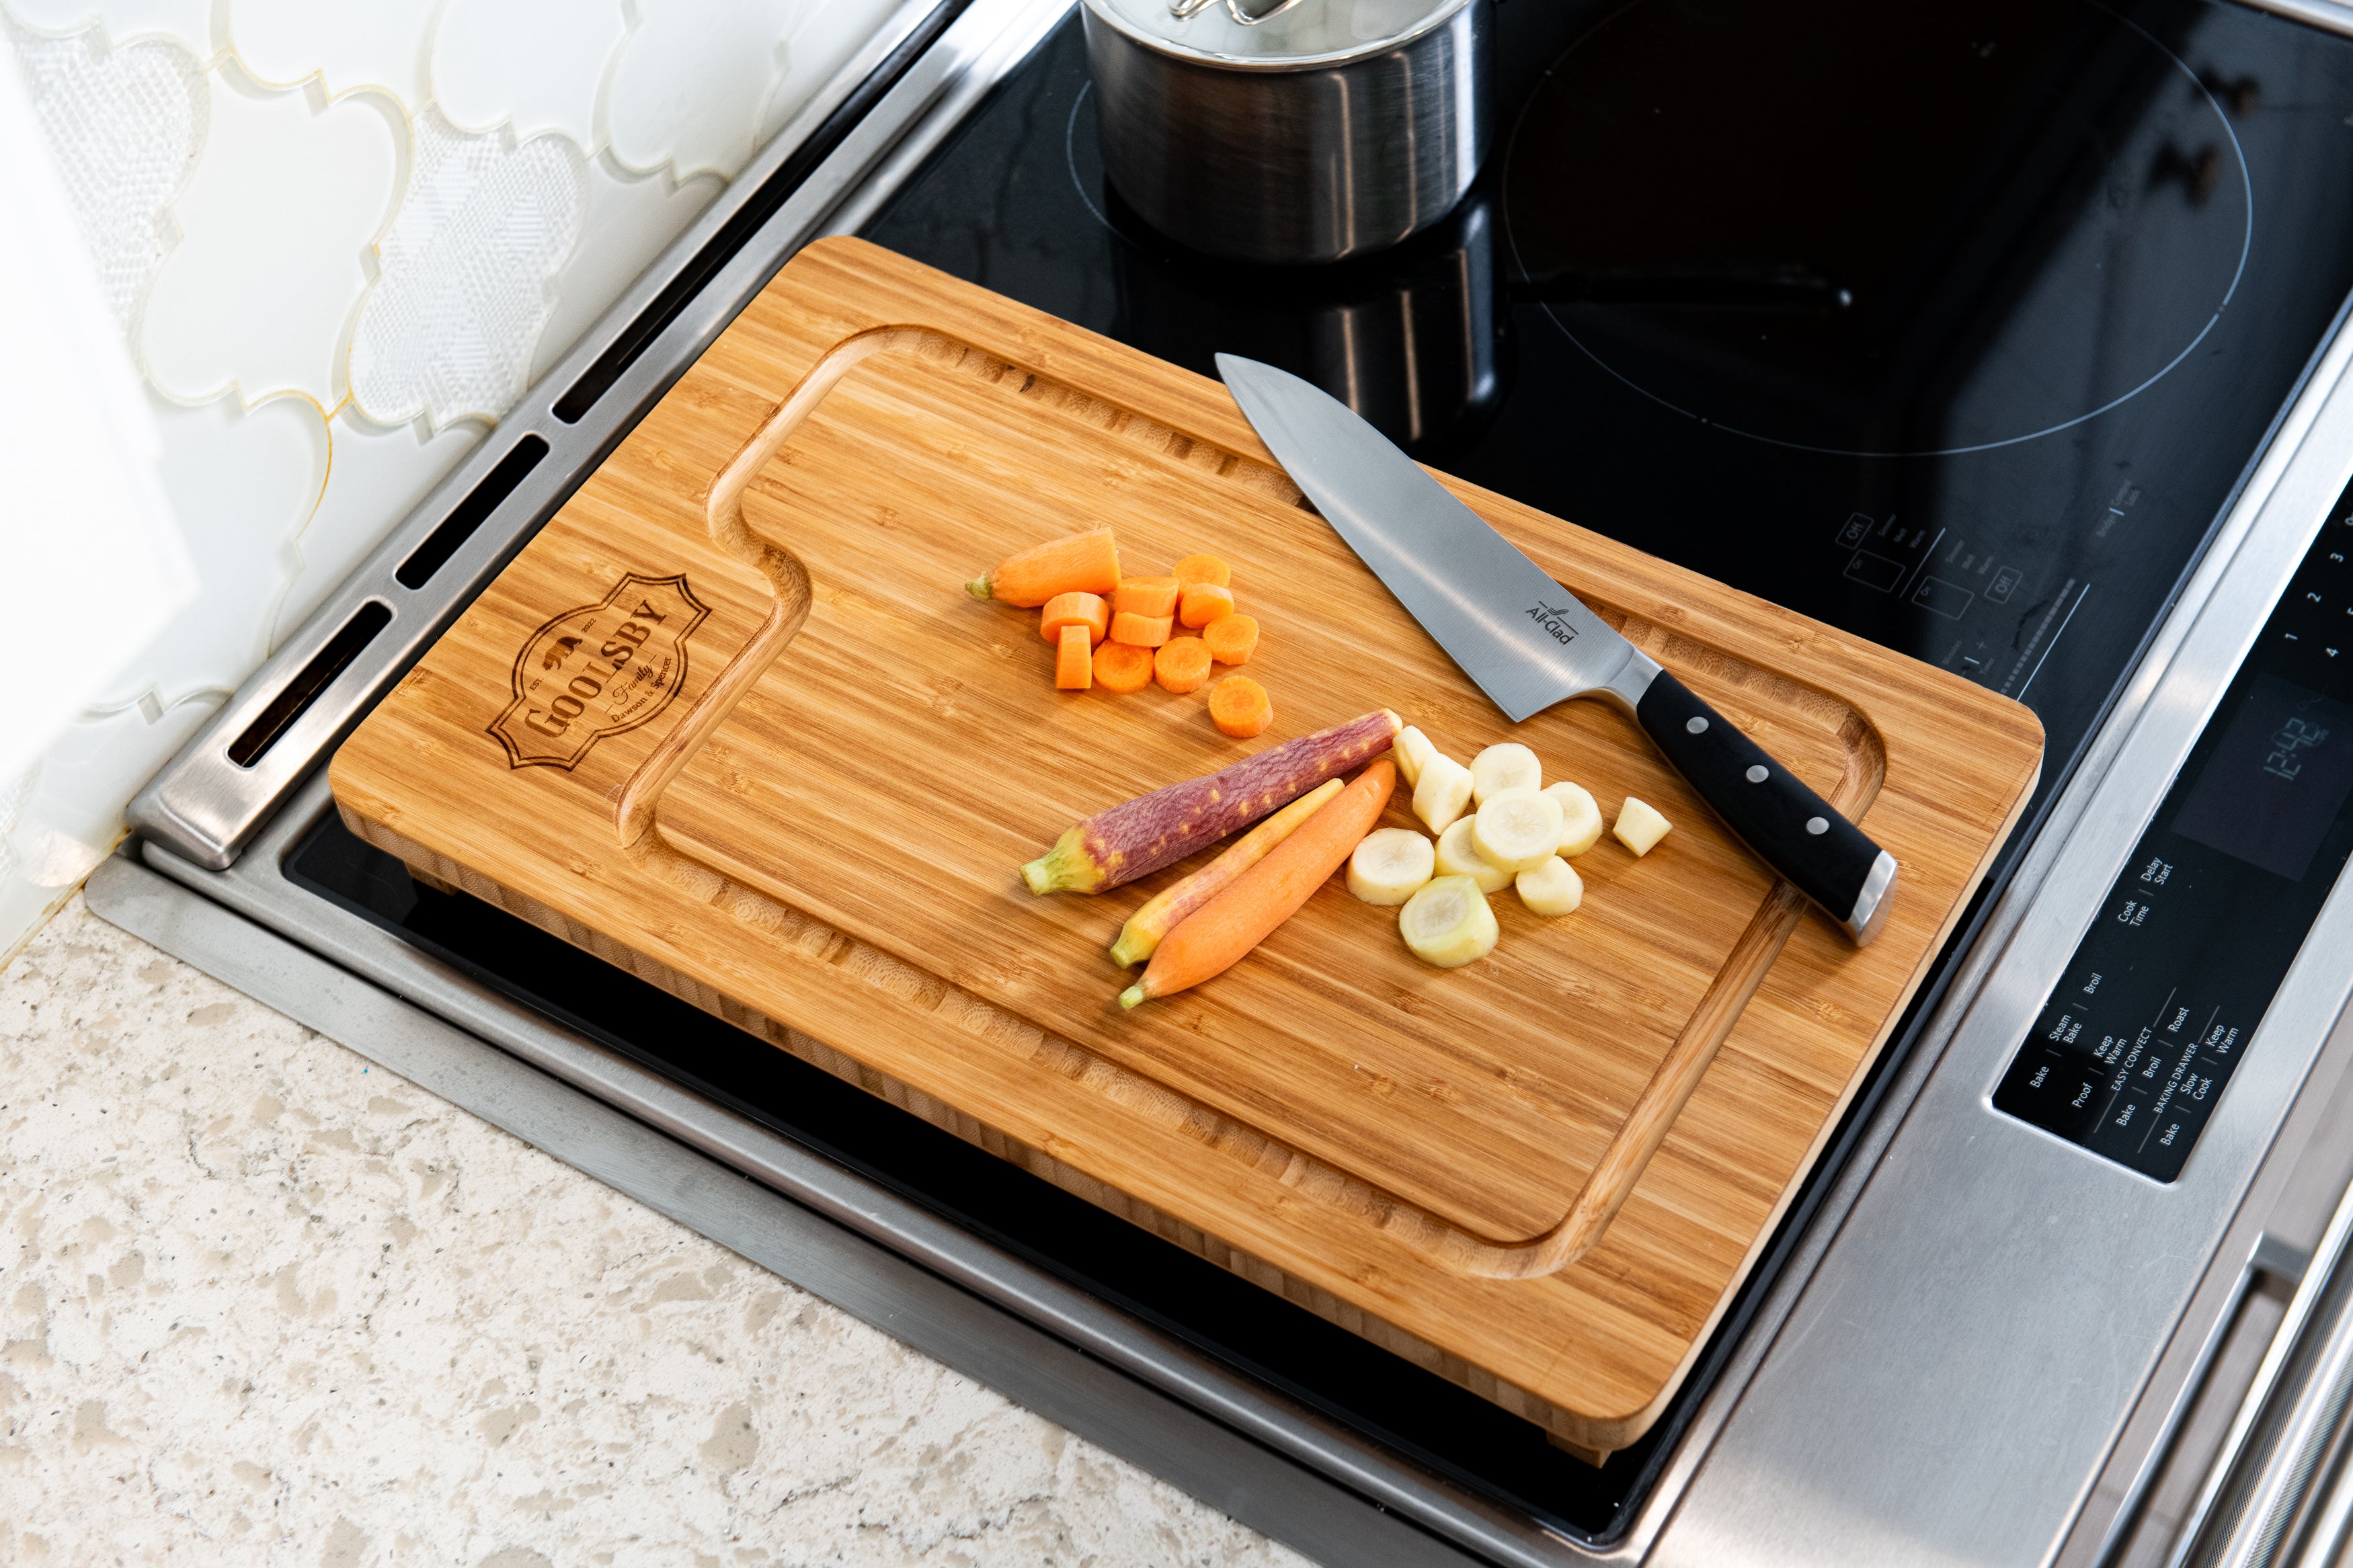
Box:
(1995, 492), (2353, 1180)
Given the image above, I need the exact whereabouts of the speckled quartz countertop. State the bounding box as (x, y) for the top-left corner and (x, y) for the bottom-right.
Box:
(0, 897), (1314, 1567)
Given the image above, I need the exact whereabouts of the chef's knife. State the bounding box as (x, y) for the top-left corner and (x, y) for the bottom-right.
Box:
(1216, 353), (1898, 945)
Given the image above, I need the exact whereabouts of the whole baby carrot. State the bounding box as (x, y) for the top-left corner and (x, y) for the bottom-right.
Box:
(1119, 759), (1396, 1008)
(1108, 777), (1343, 967)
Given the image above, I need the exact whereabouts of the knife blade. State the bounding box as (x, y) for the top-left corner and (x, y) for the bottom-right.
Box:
(1216, 352), (1898, 944)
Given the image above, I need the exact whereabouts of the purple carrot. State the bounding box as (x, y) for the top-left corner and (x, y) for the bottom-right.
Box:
(1020, 709), (1401, 895)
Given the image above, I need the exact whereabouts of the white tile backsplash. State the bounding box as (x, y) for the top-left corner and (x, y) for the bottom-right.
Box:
(4, 0), (911, 962)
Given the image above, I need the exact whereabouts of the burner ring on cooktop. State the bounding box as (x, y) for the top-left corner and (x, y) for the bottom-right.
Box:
(1502, 0), (2251, 458)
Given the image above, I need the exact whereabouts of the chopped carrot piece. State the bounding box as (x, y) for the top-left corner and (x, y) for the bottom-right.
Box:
(1054, 624), (1093, 689)
(1040, 591), (1109, 645)
(1209, 676), (1272, 737)
(1179, 583), (1234, 628)
(1174, 553), (1230, 589)
(1113, 576), (1180, 619)
(1093, 641), (1154, 694)
(1203, 613), (1257, 665)
(1154, 636), (1212, 694)
(1109, 611), (1173, 647)
(966, 528), (1119, 606)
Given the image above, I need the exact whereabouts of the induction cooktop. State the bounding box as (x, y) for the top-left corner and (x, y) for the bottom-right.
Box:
(866, 0), (2353, 854)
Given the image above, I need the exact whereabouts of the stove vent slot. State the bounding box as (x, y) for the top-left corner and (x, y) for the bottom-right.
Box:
(226, 600), (394, 768)
(395, 435), (548, 590)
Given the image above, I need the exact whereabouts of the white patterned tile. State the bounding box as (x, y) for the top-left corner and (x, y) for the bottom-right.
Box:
(0, 0), (210, 59)
(275, 407), (483, 652)
(5, 18), (203, 331)
(138, 65), (401, 407)
(225, 0), (440, 106)
(432, 0), (626, 149)
(93, 388), (328, 712)
(530, 151), (719, 385)
(606, 0), (804, 182)
(350, 108), (584, 428)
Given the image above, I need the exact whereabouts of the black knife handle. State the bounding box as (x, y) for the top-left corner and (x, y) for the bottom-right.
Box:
(1634, 671), (1897, 944)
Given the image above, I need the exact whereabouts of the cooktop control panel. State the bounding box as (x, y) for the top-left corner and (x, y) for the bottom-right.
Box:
(1995, 490), (2353, 1180)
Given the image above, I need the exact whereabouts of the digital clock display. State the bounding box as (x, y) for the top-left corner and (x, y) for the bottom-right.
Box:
(2172, 673), (2353, 882)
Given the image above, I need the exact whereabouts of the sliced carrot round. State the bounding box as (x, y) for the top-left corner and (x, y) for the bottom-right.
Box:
(1202, 613), (1257, 665)
(1109, 610), (1173, 647)
(1040, 591), (1109, 645)
(1094, 641), (1156, 694)
(1174, 553), (1230, 589)
(1054, 623), (1093, 689)
(1209, 675), (1272, 737)
(1179, 583), (1234, 628)
(1112, 576), (1180, 619)
(1154, 636), (1212, 694)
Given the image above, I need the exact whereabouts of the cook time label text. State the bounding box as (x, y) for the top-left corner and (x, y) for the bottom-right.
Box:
(489, 571), (711, 770)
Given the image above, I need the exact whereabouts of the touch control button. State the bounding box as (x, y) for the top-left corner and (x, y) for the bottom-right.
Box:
(1745, 764), (1769, 783)
(1685, 716), (1709, 734)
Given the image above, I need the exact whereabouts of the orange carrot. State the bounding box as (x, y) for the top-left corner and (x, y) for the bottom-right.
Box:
(1180, 583), (1234, 628)
(1110, 611), (1172, 647)
(1153, 636), (1211, 694)
(1113, 576), (1180, 619)
(1054, 624), (1092, 689)
(1119, 759), (1395, 1007)
(1109, 777), (1343, 966)
(967, 528), (1119, 606)
(1040, 591), (1109, 645)
(1203, 614), (1257, 665)
(1209, 676), (1271, 737)
(1174, 553), (1230, 589)
(1093, 641), (1155, 693)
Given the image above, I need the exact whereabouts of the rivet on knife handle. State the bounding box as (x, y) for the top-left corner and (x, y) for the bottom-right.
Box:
(1634, 671), (1898, 944)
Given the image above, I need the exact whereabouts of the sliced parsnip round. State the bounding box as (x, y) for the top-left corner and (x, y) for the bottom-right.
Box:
(1470, 742), (1542, 805)
(1394, 725), (1437, 789)
(1347, 827), (1436, 905)
(1412, 752), (1475, 835)
(1472, 786), (1564, 874)
(1399, 875), (1500, 968)
(1546, 781), (1604, 857)
(1615, 796), (1673, 856)
(1435, 816), (1512, 893)
(1516, 855), (1583, 917)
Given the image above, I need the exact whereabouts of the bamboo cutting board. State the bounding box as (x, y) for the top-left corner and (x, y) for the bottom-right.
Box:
(331, 237), (2042, 1458)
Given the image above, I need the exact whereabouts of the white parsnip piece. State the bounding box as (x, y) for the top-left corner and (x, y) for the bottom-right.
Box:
(1469, 743), (1541, 806)
(1412, 752), (1475, 835)
(1546, 781), (1604, 857)
(1394, 726), (1438, 788)
(1347, 827), (1435, 905)
(1399, 875), (1499, 968)
(1614, 796), (1673, 856)
(1472, 786), (1564, 874)
(1436, 817), (1512, 893)
(1516, 855), (1583, 917)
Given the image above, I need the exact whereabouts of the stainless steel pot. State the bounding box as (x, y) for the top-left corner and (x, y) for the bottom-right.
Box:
(1080, 0), (1490, 266)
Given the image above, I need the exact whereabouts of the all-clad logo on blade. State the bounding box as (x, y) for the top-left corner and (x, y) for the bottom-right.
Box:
(1526, 600), (1581, 647)
(488, 571), (710, 770)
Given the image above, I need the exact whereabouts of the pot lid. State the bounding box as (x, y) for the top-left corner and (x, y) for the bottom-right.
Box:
(1084, 0), (1470, 68)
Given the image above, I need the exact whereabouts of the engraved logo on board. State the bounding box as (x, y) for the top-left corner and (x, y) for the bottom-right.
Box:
(488, 572), (711, 770)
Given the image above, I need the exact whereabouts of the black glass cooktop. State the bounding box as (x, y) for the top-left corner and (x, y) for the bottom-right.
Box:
(867, 0), (2353, 848)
